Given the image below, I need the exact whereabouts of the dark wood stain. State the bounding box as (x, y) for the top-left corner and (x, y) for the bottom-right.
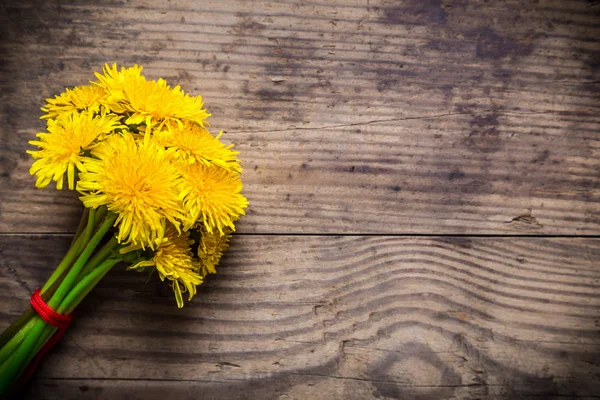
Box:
(464, 113), (504, 153)
(380, 0), (447, 25)
(472, 28), (534, 60)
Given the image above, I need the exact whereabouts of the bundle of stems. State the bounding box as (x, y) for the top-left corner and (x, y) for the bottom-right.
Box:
(0, 207), (136, 395)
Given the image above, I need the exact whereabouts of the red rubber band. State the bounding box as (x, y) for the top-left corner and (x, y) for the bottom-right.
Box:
(15, 289), (72, 390)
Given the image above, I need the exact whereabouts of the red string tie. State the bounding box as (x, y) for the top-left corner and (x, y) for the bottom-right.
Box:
(30, 288), (72, 331)
(17, 288), (73, 387)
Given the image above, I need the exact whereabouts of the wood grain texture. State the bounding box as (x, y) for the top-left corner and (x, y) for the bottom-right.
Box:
(1, 0), (599, 399)
(1, 0), (599, 234)
(1, 235), (599, 399)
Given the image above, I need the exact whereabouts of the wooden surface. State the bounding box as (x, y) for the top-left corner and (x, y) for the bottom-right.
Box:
(0, 0), (599, 399)
(2, 235), (600, 399)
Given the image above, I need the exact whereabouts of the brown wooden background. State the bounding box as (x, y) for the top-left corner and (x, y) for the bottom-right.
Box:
(1, 0), (599, 399)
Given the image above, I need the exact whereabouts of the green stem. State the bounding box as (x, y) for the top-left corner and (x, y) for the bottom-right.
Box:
(95, 206), (108, 226)
(0, 316), (45, 396)
(76, 237), (119, 281)
(70, 208), (89, 246)
(39, 206), (107, 295)
(0, 352), (17, 387)
(0, 320), (35, 366)
(81, 208), (97, 245)
(59, 258), (120, 314)
(26, 324), (56, 374)
(40, 229), (87, 294)
(0, 311), (35, 354)
(48, 213), (117, 310)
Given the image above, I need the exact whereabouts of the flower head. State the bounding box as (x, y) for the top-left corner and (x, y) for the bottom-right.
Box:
(77, 133), (185, 248)
(128, 225), (201, 308)
(41, 84), (107, 119)
(95, 64), (209, 129)
(94, 63), (146, 110)
(177, 162), (248, 233)
(158, 122), (241, 173)
(28, 110), (122, 190)
(122, 78), (210, 130)
(197, 228), (231, 277)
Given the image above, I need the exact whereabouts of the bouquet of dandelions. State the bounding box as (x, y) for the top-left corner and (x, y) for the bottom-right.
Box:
(0, 64), (248, 395)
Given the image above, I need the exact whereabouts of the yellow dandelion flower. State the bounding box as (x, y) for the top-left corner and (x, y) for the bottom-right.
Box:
(177, 163), (248, 233)
(197, 228), (231, 278)
(41, 84), (107, 119)
(93, 63), (146, 111)
(121, 78), (210, 130)
(128, 225), (202, 308)
(157, 122), (241, 173)
(77, 133), (185, 248)
(27, 110), (122, 190)
(95, 64), (209, 129)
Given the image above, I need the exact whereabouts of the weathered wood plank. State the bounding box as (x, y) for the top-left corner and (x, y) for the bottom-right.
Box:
(2, 235), (599, 399)
(1, 0), (599, 234)
(17, 377), (586, 400)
